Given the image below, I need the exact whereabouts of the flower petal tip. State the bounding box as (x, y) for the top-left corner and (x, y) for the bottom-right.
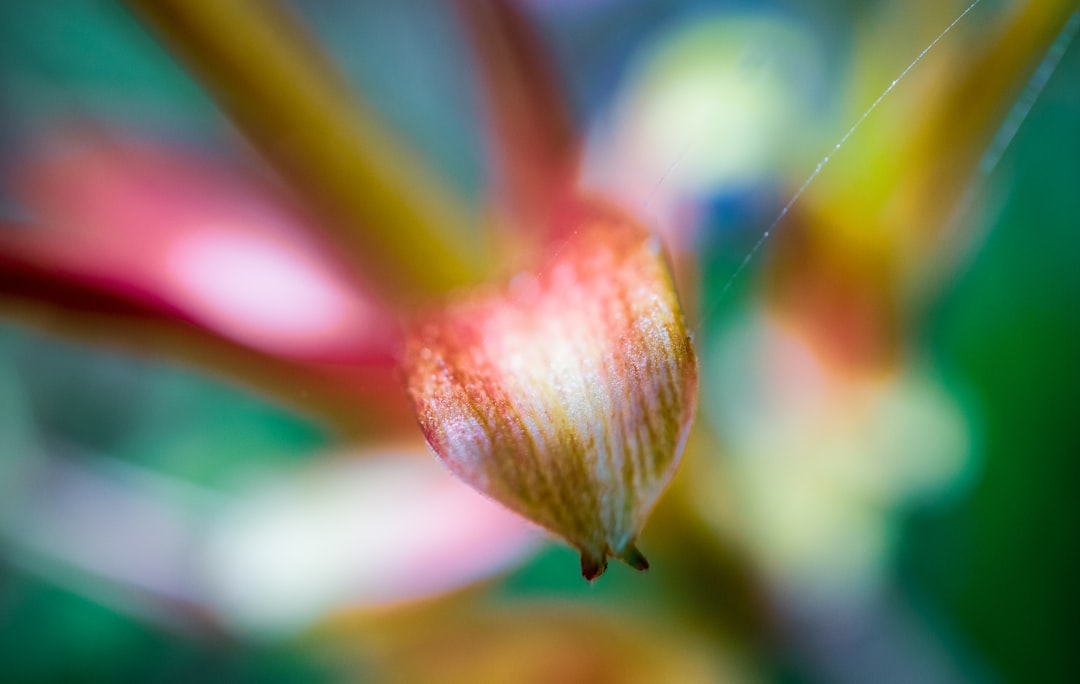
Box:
(581, 552), (609, 582)
(403, 196), (697, 580)
(619, 543), (650, 572)
(579, 542), (649, 582)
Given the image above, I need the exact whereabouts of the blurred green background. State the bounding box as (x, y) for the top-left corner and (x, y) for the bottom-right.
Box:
(1, 1), (1078, 682)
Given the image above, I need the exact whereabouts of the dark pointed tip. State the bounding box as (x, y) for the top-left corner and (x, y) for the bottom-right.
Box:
(580, 552), (608, 582)
(619, 543), (650, 572)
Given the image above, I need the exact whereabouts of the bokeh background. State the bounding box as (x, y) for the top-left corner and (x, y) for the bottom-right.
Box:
(1, 0), (1078, 682)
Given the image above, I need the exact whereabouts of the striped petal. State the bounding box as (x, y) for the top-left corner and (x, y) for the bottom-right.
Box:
(403, 198), (698, 580)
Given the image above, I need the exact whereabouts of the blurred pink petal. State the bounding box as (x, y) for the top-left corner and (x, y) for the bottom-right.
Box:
(5, 447), (541, 637)
(203, 450), (542, 634)
(455, 0), (579, 239)
(6, 133), (396, 364)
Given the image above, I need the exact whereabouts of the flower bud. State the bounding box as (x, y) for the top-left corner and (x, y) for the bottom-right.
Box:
(403, 198), (697, 580)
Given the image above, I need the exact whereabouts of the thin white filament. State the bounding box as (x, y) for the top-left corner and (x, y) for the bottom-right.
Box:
(705, 0), (987, 310)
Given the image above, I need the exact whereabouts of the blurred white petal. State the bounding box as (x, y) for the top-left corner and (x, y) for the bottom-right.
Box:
(701, 308), (973, 601)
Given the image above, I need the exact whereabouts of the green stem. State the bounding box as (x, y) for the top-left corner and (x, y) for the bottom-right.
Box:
(125, 0), (489, 300)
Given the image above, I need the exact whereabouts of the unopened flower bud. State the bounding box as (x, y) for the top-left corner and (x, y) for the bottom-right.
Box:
(403, 198), (697, 580)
